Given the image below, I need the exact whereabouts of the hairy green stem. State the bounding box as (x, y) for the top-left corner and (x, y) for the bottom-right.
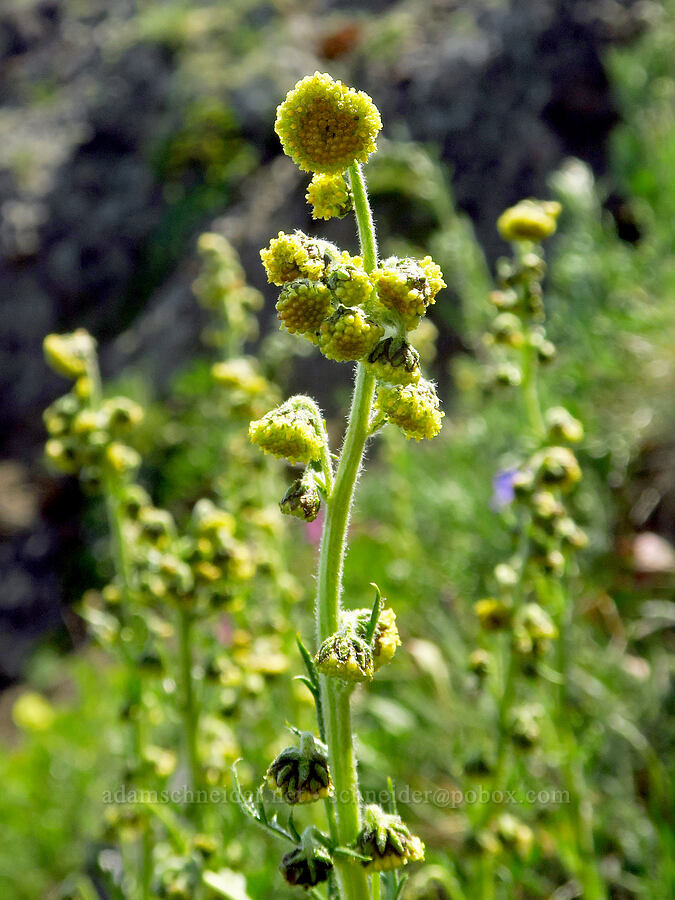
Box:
(314, 162), (378, 900)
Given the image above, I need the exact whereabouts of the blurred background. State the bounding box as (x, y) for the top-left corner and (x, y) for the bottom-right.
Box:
(1, 1), (674, 898)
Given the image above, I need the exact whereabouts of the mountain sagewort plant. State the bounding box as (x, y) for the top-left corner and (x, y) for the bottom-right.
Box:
(244, 73), (445, 899)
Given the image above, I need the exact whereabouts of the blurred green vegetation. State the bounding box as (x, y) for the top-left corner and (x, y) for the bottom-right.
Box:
(1, 2), (675, 899)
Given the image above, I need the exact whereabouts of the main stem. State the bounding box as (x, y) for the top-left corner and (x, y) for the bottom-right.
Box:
(520, 324), (605, 899)
(315, 163), (377, 900)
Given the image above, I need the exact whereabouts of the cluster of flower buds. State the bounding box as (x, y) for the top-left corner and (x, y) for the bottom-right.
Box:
(315, 593), (400, 683)
(193, 232), (263, 351)
(481, 199), (561, 392)
(474, 406), (584, 676)
(259, 229), (446, 441)
(43, 331), (144, 491)
(266, 731), (332, 804)
(353, 804), (424, 872)
(258, 73), (446, 445)
(124, 497), (255, 613)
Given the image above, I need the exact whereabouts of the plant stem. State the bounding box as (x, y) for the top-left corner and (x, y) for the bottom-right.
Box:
(178, 607), (201, 799)
(314, 162), (379, 900)
(519, 319), (605, 898)
(520, 323), (546, 442)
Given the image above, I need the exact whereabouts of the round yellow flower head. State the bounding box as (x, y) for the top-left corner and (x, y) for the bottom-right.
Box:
(369, 256), (443, 330)
(531, 445), (581, 492)
(211, 358), (269, 395)
(43, 329), (96, 379)
(325, 254), (372, 306)
(276, 279), (333, 335)
(306, 173), (353, 220)
(275, 72), (382, 175)
(497, 199), (562, 243)
(318, 305), (384, 362)
(249, 395), (325, 465)
(260, 231), (337, 286)
(375, 378), (444, 441)
(545, 406), (584, 444)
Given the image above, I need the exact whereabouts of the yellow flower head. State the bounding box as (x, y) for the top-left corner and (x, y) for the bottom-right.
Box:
(249, 396), (326, 465)
(43, 330), (96, 379)
(375, 378), (444, 441)
(306, 173), (353, 220)
(497, 199), (562, 243)
(275, 72), (382, 175)
(276, 279), (333, 335)
(325, 254), (372, 306)
(260, 230), (336, 285)
(318, 306), (384, 362)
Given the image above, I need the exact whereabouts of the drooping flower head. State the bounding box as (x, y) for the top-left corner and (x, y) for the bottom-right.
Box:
(275, 72), (382, 174)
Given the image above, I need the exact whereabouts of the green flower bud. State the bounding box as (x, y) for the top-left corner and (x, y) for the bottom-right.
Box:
(279, 827), (334, 888)
(512, 467), (536, 497)
(43, 330), (95, 379)
(354, 805), (425, 872)
(325, 254), (372, 306)
(491, 312), (524, 347)
(43, 393), (82, 436)
(275, 72), (382, 175)
(375, 379), (444, 441)
(474, 597), (512, 631)
(513, 604), (557, 657)
(531, 490), (565, 522)
(489, 289), (519, 311)
(45, 438), (80, 474)
(191, 498), (236, 536)
(104, 442), (141, 477)
(138, 506), (176, 548)
(318, 305), (384, 362)
(102, 397), (144, 433)
(315, 631), (374, 682)
(280, 470), (322, 522)
(531, 446), (581, 492)
(211, 358), (269, 396)
(555, 516), (588, 549)
(366, 337), (421, 386)
(276, 279), (333, 336)
(119, 484), (151, 519)
(306, 172), (353, 219)
(469, 648), (491, 677)
(545, 406), (584, 444)
(249, 396), (326, 465)
(509, 704), (542, 749)
(260, 231), (337, 285)
(266, 732), (332, 804)
(79, 465), (103, 494)
(494, 813), (534, 858)
(537, 338), (557, 363)
(493, 362), (522, 387)
(494, 563), (518, 589)
(497, 199), (561, 243)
